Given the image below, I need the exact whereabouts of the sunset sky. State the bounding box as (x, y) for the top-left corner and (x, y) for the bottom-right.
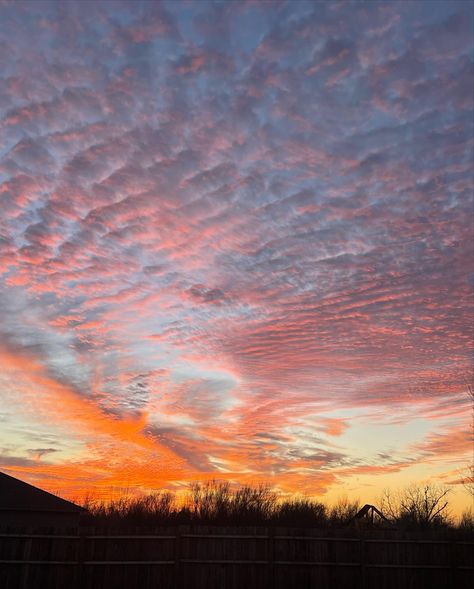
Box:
(0, 0), (473, 515)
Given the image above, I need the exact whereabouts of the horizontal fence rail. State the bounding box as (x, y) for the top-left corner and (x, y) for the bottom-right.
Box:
(1, 528), (473, 589)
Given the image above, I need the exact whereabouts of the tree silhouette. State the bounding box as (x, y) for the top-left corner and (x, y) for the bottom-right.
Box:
(380, 483), (451, 528)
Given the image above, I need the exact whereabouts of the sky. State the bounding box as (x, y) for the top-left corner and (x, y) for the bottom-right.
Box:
(0, 0), (473, 515)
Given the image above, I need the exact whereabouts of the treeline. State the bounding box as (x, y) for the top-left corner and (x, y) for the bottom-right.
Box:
(80, 481), (474, 531)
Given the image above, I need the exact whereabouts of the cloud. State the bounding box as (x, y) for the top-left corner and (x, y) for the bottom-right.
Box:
(0, 0), (472, 503)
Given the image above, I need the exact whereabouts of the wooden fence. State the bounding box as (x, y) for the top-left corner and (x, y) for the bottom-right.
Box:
(1, 527), (473, 589)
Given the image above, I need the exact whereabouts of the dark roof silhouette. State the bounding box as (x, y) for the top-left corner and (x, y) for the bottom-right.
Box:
(0, 471), (84, 513)
(350, 503), (392, 526)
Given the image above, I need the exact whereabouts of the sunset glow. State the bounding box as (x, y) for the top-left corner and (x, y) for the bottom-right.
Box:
(0, 0), (472, 516)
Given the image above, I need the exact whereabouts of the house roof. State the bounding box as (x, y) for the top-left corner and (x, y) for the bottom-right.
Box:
(0, 471), (84, 513)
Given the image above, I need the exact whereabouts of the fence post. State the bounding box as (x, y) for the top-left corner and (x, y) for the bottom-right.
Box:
(451, 540), (458, 588)
(174, 525), (182, 589)
(328, 536), (338, 589)
(360, 537), (367, 589)
(267, 526), (275, 589)
(20, 528), (32, 589)
(77, 529), (86, 589)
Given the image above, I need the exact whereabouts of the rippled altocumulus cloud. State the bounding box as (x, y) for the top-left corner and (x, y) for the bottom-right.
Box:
(0, 0), (472, 499)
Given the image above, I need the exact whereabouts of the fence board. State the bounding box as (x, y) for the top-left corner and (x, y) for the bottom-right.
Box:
(0, 527), (472, 589)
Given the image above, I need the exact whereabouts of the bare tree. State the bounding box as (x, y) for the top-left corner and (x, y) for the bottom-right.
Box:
(463, 383), (474, 497)
(329, 496), (360, 525)
(380, 483), (451, 527)
(463, 465), (474, 498)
